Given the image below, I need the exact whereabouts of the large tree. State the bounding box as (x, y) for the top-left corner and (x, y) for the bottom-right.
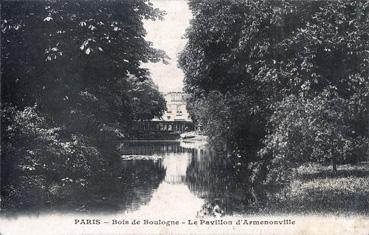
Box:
(1, 0), (167, 127)
(180, 0), (369, 183)
(1, 0), (167, 210)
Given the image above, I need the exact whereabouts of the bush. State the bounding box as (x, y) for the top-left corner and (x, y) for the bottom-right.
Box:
(1, 105), (104, 210)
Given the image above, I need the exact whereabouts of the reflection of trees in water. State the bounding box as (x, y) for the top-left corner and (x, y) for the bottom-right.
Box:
(186, 148), (280, 215)
(4, 159), (165, 214)
(186, 148), (250, 215)
(80, 160), (166, 212)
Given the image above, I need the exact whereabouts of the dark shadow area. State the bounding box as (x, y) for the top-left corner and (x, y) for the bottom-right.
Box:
(1, 157), (165, 216)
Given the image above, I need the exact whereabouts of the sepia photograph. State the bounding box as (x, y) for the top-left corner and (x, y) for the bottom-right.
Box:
(1, 0), (369, 234)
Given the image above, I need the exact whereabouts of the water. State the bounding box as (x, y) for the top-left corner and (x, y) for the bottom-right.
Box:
(121, 142), (203, 218)
(2, 141), (368, 235)
(1, 140), (262, 217)
(117, 140), (255, 218)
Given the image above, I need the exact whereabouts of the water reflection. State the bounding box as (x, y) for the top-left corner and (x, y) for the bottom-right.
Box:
(1, 148), (166, 215)
(186, 148), (255, 216)
(3, 141), (267, 217)
(120, 141), (256, 218)
(119, 141), (203, 218)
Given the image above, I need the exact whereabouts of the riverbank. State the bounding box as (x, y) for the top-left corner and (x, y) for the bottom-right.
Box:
(2, 142), (368, 235)
(261, 162), (369, 215)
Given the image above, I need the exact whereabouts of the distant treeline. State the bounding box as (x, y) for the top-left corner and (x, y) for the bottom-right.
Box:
(1, 0), (167, 211)
(179, 0), (369, 184)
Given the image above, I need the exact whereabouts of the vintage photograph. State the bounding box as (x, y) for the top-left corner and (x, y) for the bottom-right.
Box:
(1, 0), (369, 234)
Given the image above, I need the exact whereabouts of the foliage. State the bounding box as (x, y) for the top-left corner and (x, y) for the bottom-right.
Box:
(187, 91), (231, 144)
(257, 88), (368, 183)
(1, 106), (102, 209)
(1, 0), (167, 210)
(1, 0), (167, 126)
(127, 75), (167, 121)
(180, 0), (369, 183)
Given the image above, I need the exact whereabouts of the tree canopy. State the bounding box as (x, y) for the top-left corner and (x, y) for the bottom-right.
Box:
(1, 0), (167, 210)
(180, 0), (369, 183)
(2, 0), (167, 125)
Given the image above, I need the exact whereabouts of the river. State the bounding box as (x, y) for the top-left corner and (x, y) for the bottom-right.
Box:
(117, 140), (250, 218)
(0, 140), (254, 217)
(2, 141), (368, 235)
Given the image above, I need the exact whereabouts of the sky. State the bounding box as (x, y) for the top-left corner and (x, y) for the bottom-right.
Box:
(143, 0), (192, 93)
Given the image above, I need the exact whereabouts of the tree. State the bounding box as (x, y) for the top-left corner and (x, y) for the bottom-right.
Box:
(1, 0), (167, 210)
(1, 0), (167, 127)
(127, 75), (166, 121)
(180, 0), (369, 183)
(257, 89), (364, 183)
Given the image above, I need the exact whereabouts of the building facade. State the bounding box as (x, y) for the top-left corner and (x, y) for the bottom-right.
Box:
(132, 92), (193, 137)
(161, 92), (191, 122)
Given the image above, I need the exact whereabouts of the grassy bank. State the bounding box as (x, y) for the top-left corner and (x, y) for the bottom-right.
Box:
(266, 162), (369, 215)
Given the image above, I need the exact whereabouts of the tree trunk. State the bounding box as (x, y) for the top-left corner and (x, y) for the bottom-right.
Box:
(332, 157), (337, 174)
(329, 140), (337, 174)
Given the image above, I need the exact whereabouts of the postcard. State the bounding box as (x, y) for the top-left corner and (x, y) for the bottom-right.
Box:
(1, 0), (368, 234)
